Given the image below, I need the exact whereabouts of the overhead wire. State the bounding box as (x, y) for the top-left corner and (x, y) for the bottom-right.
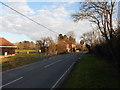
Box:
(0, 1), (59, 34)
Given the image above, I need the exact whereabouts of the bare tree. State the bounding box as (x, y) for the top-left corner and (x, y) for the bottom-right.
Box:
(66, 31), (75, 38)
(81, 29), (105, 48)
(36, 37), (53, 53)
(56, 41), (66, 54)
(41, 37), (53, 47)
(66, 31), (76, 44)
(48, 41), (57, 55)
(35, 40), (42, 50)
(72, 0), (117, 41)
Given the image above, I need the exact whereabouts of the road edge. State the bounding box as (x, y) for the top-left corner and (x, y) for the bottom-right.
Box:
(51, 52), (85, 89)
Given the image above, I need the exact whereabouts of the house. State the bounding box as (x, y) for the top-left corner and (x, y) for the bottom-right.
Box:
(63, 41), (76, 53)
(76, 43), (86, 51)
(0, 37), (17, 58)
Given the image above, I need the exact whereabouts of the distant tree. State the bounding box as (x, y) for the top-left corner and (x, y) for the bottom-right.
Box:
(35, 40), (42, 50)
(22, 41), (30, 49)
(63, 35), (68, 42)
(37, 37), (53, 53)
(16, 41), (36, 50)
(67, 31), (76, 44)
(57, 34), (68, 54)
(69, 36), (75, 44)
(41, 37), (53, 47)
(81, 31), (93, 46)
(58, 34), (64, 41)
(16, 42), (24, 50)
(80, 40), (84, 45)
(56, 41), (66, 54)
(30, 41), (35, 49)
(66, 31), (75, 38)
(81, 30), (102, 47)
(48, 41), (57, 54)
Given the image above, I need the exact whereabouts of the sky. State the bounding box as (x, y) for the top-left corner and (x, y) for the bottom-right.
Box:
(118, 1), (120, 19)
(0, 0), (119, 43)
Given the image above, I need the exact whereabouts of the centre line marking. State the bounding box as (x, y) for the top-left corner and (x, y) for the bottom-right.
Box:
(44, 60), (62, 68)
(0, 77), (23, 88)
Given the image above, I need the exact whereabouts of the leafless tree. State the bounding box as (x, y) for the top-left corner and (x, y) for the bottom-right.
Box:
(81, 29), (105, 47)
(41, 37), (53, 47)
(16, 41), (36, 50)
(66, 31), (75, 38)
(72, 0), (117, 41)
(48, 41), (57, 54)
(35, 40), (42, 50)
(56, 41), (66, 54)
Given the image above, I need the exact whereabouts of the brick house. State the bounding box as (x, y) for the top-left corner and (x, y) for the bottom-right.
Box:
(63, 41), (76, 53)
(0, 38), (17, 58)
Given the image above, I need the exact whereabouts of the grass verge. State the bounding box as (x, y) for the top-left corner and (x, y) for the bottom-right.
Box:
(63, 54), (119, 88)
(1, 53), (53, 71)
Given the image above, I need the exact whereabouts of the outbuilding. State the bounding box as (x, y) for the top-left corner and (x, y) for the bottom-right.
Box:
(0, 37), (17, 57)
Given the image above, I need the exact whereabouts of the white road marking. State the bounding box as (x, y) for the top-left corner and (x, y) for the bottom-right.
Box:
(44, 60), (62, 68)
(51, 62), (75, 89)
(0, 77), (23, 88)
(3, 57), (52, 73)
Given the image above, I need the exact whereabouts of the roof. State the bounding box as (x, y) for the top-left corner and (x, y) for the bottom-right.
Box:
(62, 40), (73, 44)
(0, 37), (15, 46)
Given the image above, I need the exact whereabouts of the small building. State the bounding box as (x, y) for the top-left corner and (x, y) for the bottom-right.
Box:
(0, 38), (17, 58)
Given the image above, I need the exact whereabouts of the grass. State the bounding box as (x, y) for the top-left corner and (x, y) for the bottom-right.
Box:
(15, 50), (37, 54)
(63, 54), (119, 88)
(1, 50), (53, 71)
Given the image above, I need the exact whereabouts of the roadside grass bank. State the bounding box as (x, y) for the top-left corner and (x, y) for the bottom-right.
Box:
(1, 50), (53, 71)
(63, 54), (119, 88)
(15, 49), (37, 54)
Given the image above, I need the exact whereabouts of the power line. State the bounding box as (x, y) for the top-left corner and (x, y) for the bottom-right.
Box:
(0, 1), (59, 34)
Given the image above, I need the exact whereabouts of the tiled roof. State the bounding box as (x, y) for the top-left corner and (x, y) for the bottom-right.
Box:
(0, 37), (15, 46)
(62, 40), (73, 44)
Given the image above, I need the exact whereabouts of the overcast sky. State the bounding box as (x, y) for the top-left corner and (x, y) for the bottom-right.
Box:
(0, 0), (119, 43)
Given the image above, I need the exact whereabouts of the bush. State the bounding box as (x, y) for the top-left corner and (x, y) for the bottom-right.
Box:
(91, 28), (120, 67)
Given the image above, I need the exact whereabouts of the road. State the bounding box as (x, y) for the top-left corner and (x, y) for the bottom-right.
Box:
(2, 52), (83, 88)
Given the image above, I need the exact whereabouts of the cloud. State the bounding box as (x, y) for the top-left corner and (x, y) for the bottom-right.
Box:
(1, 1), (92, 41)
(7, 1), (35, 15)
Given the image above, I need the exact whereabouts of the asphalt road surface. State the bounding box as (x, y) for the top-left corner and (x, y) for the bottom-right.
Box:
(2, 52), (83, 88)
